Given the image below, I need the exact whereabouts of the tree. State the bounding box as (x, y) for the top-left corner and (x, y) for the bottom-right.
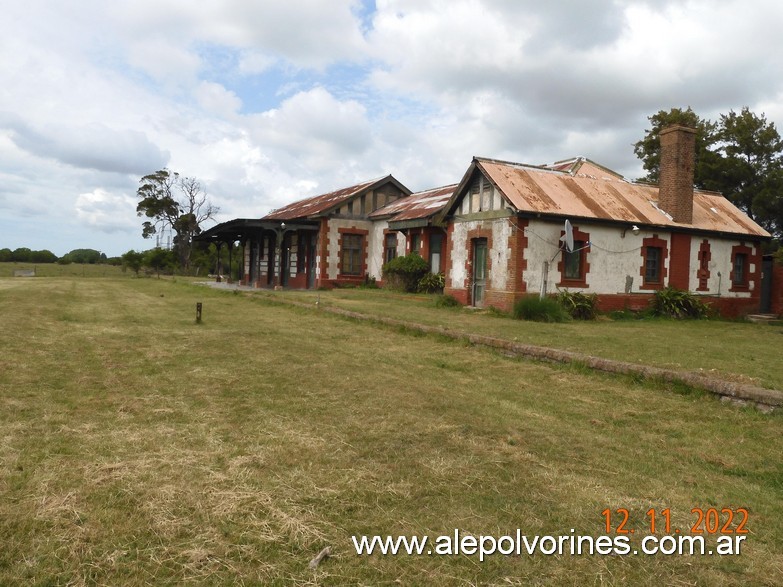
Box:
(29, 250), (58, 263)
(143, 247), (175, 277)
(635, 106), (783, 238)
(633, 107), (721, 188)
(12, 247), (32, 262)
(715, 108), (783, 227)
(121, 250), (144, 276)
(136, 169), (219, 270)
(61, 248), (103, 264)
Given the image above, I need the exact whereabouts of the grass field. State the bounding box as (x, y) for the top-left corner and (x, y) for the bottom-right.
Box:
(1, 276), (781, 585)
(266, 287), (783, 392)
(0, 262), (127, 279)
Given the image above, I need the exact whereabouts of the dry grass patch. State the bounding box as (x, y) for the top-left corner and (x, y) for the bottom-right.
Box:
(0, 278), (781, 585)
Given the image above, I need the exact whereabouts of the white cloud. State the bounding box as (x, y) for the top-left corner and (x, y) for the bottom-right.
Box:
(2, 118), (169, 175)
(75, 189), (139, 233)
(195, 82), (243, 117)
(249, 87), (373, 172)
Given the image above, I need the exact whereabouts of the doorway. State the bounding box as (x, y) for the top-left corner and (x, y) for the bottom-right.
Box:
(472, 238), (487, 307)
(760, 256), (773, 313)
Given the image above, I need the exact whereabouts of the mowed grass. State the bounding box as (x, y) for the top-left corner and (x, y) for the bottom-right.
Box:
(0, 277), (781, 586)
(0, 262), (128, 279)
(269, 287), (783, 391)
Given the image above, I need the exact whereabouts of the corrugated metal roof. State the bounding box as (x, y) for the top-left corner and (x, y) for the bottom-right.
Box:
(473, 158), (770, 238)
(370, 184), (456, 221)
(262, 175), (398, 221)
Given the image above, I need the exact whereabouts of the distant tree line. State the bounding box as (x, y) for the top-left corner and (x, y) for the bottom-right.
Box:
(0, 247), (124, 265)
(0, 248), (58, 263)
(121, 242), (240, 278)
(1, 242), (237, 278)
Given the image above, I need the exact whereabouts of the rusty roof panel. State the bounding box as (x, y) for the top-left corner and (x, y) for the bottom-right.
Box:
(491, 166), (561, 211)
(561, 178), (613, 220)
(263, 176), (390, 221)
(472, 157), (769, 238)
(370, 184), (456, 221)
(604, 183), (654, 224)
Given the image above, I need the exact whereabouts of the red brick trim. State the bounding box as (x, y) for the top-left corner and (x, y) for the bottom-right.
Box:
(509, 218), (528, 295)
(317, 219), (329, 285)
(556, 225), (590, 288)
(668, 233), (691, 290)
(640, 234), (668, 290)
(697, 239), (711, 291)
(729, 242), (755, 292)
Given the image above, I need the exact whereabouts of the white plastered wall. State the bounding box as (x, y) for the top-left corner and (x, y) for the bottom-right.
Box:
(447, 218), (513, 291)
(691, 238), (754, 297)
(522, 220), (663, 295)
(368, 220), (391, 280)
(524, 219), (755, 297)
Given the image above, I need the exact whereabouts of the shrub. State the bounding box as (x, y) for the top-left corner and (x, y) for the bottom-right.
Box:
(434, 294), (461, 308)
(558, 290), (598, 320)
(382, 253), (429, 292)
(651, 286), (711, 319)
(512, 295), (569, 322)
(418, 272), (445, 293)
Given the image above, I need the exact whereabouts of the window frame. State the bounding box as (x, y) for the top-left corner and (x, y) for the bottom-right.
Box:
(556, 227), (590, 288)
(645, 246), (662, 283)
(429, 232), (444, 274)
(410, 233), (421, 255)
(732, 253), (747, 287)
(639, 235), (668, 290)
(340, 233), (364, 276)
(384, 232), (398, 265)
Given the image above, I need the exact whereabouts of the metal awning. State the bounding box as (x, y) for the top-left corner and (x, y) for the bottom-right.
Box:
(195, 218), (319, 243)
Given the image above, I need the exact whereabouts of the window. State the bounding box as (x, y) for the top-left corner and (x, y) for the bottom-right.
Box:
(557, 227), (590, 287)
(640, 235), (668, 290)
(429, 233), (443, 274)
(467, 174), (494, 213)
(645, 247), (662, 283)
(729, 243), (753, 291)
(341, 234), (363, 275)
(563, 240), (584, 280)
(732, 253), (748, 286)
(410, 234), (421, 255)
(384, 233), (397, 264)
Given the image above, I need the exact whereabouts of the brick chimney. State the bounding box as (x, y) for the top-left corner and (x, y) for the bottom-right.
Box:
(658, 125), (697, 224)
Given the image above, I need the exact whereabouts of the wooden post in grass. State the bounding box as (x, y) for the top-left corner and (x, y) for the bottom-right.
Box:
(196, 302), (203, 324)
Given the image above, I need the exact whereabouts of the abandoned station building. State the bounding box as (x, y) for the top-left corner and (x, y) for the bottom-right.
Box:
(199, 125), (774, 317)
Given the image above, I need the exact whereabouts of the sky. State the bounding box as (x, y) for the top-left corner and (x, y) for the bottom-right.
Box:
(2, 0), (783, 257)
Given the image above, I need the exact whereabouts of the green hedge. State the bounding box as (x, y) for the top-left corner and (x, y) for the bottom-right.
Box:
(382, 253), (429, 292)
